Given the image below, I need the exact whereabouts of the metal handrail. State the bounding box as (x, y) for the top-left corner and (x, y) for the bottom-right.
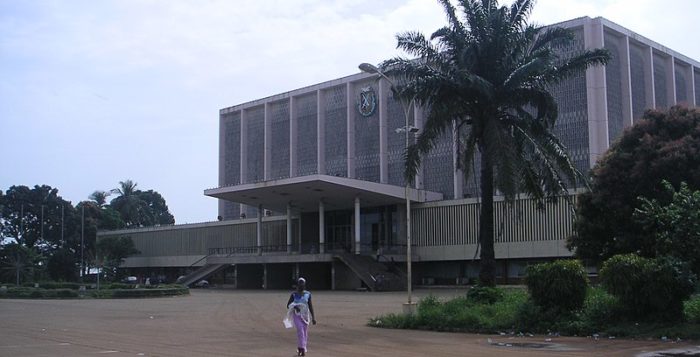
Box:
(206, 243), (415, 257)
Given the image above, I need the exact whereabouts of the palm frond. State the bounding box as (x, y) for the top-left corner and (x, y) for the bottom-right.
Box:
(546, 48), (611, 84)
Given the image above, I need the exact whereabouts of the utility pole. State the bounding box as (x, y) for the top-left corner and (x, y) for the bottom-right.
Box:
(81, 204), (85, 281)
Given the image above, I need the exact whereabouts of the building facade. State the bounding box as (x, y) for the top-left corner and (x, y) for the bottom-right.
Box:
(101, 17), (700, 288)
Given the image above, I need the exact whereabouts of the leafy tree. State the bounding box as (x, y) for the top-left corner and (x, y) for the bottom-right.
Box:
(138, 190), (175, 225)
(96, 235), (139, 281)
(0, 185), (78, 251)
(46, 247), (79, 281)
(0, 243), (44, 285)
(110, 180), (174, 227)
(378, 0), (609, 285)
(569, 106), (700, 263)
(635, 181), (700, 276)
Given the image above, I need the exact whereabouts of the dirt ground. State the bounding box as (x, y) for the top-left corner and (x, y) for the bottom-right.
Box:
(0, 288), (698, 357)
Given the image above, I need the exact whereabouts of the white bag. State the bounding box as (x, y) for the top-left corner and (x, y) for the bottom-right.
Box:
(283, 314), (293, 329)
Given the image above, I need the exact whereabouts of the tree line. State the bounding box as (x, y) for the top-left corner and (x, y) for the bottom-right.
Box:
(0, 179), (174, 284)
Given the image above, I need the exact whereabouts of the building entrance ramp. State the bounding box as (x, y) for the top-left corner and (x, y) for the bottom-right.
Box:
(334, 253), (406, 291)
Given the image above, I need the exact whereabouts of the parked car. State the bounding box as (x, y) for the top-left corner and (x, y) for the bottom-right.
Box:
(122, 276), (138, 284)
(194, 280), (209, 288)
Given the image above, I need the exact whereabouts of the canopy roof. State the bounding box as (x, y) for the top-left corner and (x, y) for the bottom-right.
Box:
(204, 174), (443, 212)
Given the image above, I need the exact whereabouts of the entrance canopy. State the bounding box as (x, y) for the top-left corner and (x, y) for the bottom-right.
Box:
(204, 174), (443, 212)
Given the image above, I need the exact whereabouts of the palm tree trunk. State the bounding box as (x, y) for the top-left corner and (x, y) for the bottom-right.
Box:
(478, 145), (496, 286)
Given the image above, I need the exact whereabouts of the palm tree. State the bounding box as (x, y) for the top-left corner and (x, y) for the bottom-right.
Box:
(88, 190), (111, 207)
(110, 180), (146, 227)
(112, 180), (138, 198)
(379, 0), (609, 285)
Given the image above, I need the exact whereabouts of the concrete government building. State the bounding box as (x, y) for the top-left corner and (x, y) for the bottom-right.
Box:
(100, 17), (700, 290)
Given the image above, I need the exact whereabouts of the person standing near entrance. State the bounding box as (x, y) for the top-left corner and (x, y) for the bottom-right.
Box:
(285, 277), (316, 356)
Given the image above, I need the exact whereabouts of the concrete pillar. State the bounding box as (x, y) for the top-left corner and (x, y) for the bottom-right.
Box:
(218, 111), (227, 218)
(240, 109), (248, 183)
(264, 103), (271, 180)
(684, 64), (695, 106)
(667, 56), (676, 106)
(317, 89), (326, 174)
(318, 200), (325, 253)
(621, 36), (634, 127)
(646, 46), (656, 108)
(240, 108), (249, 219)
(257, 204), (263, 255)
(295, 263), (300, 280)
(331, 261), (336, 290)
(298, 214), (303, 253)
(584, 18), (609, 167)
(287, 203), (293, 253)
(691, 66), (697, 107)
(354, 196), (361, 255)
(347, 82), (356, 178)
(379, 78), (388, 183)
(290, 96), (297, 177)
(233, 264), (238, 289)
(263, 264), (267, 289)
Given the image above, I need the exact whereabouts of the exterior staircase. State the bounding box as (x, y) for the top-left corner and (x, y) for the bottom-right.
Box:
(334, 253), (406, 291)
(178, 264), (228, 287)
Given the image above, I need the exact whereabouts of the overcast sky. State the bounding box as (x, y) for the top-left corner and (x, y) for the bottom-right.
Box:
(1, 0), (698, 224)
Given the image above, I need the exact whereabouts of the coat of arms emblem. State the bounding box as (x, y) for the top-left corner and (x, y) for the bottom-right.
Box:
(357, 86), (377, 117)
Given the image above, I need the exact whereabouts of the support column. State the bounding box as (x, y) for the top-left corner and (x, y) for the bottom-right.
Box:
(233, 264), (238, 289)
(317, 89), (326, 174)
(691, 66), (697, 107)
(240, 108), (249, 218)
(666, 56), (678, 108)
(686, 64), (696, 106)
(290, 96), (297, 177)
(298, 214), (303, 253)
(264, 103), (271, 181)
(354, 197), (361, 255)
(263, 264), (267, 289)
(621, 36), (634, 127)
(287, 203), (293, 253)
(318, 200), (325, 253)
(295, 263), (300, 280)
(331, 261), (336, 290)
(646, 46), (656, 109)
(257, 204), (263, 255)
(667, 56), (676, 106)
(584, 18), (609, 168)
(347, 82), (356, 178)
(379, 78), (388, 183)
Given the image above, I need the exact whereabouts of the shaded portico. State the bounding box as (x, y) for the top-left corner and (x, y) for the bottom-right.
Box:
(204, 174), (442, 255)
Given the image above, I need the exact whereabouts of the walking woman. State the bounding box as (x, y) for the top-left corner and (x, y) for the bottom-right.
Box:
(285, 277), (316, 356)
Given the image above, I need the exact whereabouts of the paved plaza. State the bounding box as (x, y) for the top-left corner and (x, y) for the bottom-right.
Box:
(0, 289), (698, 356)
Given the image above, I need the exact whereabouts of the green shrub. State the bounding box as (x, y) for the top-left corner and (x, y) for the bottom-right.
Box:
(525, 259), (588, 313)
(104, 283), (134, 290)
(42, 282), (83, 290)
(685, 296), (700, 323)
(0, 287), (79, 299)
(467, 285), (504, 304)
(578, 287), (619, 329)
(109, 287), (189, 298)
(600, 254), (696, 321)
(372, 289), (526, 333)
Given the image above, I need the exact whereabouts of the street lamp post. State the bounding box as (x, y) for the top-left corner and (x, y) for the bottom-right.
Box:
(359, 63), (417, 313)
